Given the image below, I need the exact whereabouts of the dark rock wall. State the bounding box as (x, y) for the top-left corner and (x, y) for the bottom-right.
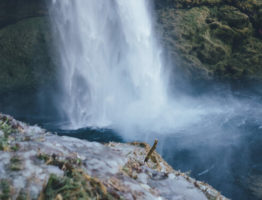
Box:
(0, 17), (56, 93)
(0, 0), (262, 96)
(0, 0), (58, 117)
(0, 0), (56, 94)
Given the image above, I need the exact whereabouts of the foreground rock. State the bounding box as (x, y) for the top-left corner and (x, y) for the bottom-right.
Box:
(0, 114), (227, 200)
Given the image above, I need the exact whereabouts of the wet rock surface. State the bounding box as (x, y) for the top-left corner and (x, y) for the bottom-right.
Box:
(0, 113), (228, 200)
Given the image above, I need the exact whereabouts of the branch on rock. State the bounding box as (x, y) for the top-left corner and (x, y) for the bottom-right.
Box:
(144, 139), (158, 163)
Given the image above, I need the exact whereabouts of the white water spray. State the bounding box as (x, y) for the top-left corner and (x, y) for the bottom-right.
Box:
(50, 0), (172, 130)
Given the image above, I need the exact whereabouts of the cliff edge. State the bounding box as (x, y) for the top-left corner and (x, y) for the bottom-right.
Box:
(0, 114), (228, 200)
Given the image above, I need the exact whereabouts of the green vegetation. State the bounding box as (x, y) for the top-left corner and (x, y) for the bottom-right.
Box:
(0, 119), (14, 137)
(37, 153), (51, 162)
(37, 153), (82, 171)
(37, 152), (117, 200)
(156, 0), (262, 81)
(0, 17), (57, 94)
(10, 144), (20, 152)
(42, 171), (115, 200)
(0, 117), (18, 151)
(16, 190), (28, 200)
(9, 155), (22, 171)
(0, 179), (11, 200)
(0, 119), (13, 151)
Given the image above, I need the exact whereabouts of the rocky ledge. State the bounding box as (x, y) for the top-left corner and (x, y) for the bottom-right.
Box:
(0, 114), (227, 200)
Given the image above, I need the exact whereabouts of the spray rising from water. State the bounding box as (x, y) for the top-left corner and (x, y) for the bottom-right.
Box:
(50, 0), (173, 130)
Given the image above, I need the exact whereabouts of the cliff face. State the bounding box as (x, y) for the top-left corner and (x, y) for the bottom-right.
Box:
(0, 0), (56, 94)
(155, 0), (262, 82)
(0, 0), (47, 28)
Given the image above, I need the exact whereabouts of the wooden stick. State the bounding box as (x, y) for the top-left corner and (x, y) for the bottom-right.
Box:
(144, 139), (158, 162)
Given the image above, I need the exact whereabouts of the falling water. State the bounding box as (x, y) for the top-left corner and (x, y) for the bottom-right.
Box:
(50, 0), (170, 130)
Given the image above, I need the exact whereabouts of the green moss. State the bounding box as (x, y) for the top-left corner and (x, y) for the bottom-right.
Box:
(0, 117), (19, 151)
(218, 5), (250, 29)
(9, 155), (22, 171)
(157, 0), (262, 81)
(0, 179), (11, 200)
(0, 120), (13, 151)
(0, 17), (57, 94)
(10, 144), (20, 152)
(16, 190), (28, 200)
(37, 153), (50, 162)
(0, 137), (8, 151)
(42, 171), (116, 200)
(0, 120), (14, 137)
(37, 153), (83, 175)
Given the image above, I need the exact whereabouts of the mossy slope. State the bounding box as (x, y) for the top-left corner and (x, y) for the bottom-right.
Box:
(156, 0), (262, 81)
(0, 17), (57, 93)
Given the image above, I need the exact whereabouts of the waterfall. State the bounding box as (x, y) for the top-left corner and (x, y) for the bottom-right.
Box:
(49, 0), (262, 151)
(48, 2), (262, 198)
(50, 0), (171, 131)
